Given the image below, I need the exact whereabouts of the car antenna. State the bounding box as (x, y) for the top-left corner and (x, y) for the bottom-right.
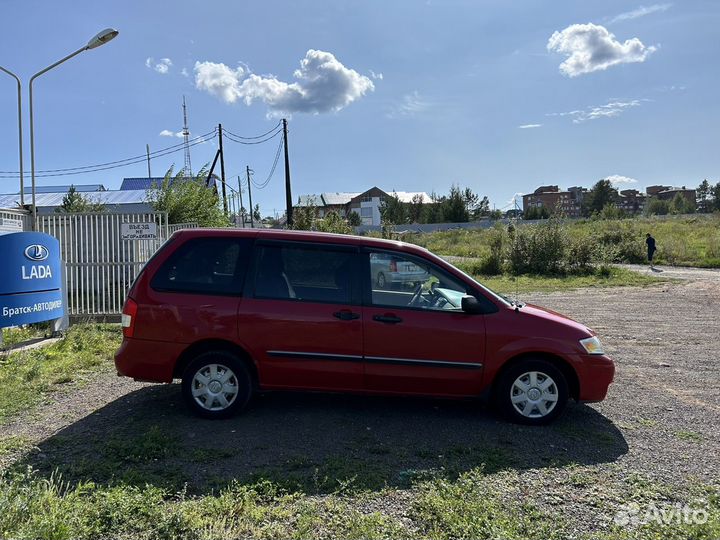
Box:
(512, 197), (521, 311)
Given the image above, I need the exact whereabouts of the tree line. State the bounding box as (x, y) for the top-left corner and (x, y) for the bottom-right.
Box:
(526, 178), (720, 220)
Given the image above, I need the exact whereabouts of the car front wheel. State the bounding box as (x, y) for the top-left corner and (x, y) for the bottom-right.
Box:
(181, 351), (252, 419)
(495, 359), (569, 425)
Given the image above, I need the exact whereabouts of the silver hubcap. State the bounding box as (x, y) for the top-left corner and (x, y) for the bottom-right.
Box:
(191, 363), (239, 411)
(510, 371), (559, 418)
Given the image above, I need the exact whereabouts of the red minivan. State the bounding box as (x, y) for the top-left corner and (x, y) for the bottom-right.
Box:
(115, 229), (614, 425)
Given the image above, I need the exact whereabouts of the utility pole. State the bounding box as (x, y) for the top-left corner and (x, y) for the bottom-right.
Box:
(246, 165), (254, 228)
(238, 176), (245, 228)
(282, 118), (293, 227)
(218, 123), (228, 215)
(146, 144), (152, 178)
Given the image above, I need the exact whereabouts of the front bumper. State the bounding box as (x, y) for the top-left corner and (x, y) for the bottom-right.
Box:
(575, 353), (615, 402)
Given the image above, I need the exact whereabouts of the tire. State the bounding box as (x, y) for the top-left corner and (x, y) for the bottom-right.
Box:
(494, 359), (569, 425)
(181, 351), (252, 419)
(376, 272), (386, 289)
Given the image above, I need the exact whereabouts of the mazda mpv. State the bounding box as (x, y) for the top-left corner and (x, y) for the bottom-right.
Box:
(115, 229), (614, 425)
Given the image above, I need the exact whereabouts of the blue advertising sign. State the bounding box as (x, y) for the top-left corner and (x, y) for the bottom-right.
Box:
(0, 232), (65, 328)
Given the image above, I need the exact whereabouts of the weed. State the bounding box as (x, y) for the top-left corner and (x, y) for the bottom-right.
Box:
(676, 430), (703, 443)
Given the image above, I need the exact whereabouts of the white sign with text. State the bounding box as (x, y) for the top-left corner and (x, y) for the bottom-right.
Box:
(120, 222), (158, 240)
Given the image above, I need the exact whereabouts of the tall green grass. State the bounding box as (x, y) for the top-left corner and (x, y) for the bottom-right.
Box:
(1, 467), (717, 540)
(408, 214), (720, 269)
(0, 324), (120, 423)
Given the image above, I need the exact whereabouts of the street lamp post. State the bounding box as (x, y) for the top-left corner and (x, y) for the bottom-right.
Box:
(28, 28), (118, 228)
(0, 66), (24, 205)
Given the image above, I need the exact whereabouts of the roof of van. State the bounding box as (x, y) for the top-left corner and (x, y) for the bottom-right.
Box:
(172, 227), (433, 255)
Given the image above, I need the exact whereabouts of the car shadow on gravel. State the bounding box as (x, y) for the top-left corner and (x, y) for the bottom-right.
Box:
(20, 384), (628, 495)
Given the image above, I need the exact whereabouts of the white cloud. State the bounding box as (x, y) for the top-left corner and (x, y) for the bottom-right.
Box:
(194, 49), (374, 114)
(606, 174), (638, 185)
(609, 3), (672, 24)
(518, 123), (542, 129)
(386, 91), (430, 119)
(194, 61), (246, 103)
(547, 23), (656, 77)
(369, 69), (384, 80)
(180, 67), (189, 77)
(548, 99), (644, 123)
(159, 129), (184, 138)
(145, 57), (173, 74)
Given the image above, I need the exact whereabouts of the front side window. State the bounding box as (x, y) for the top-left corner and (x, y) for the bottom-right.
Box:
(254, 246), (354, 304)
(151, 238), (251, 294)
(368, 251), (470, 311)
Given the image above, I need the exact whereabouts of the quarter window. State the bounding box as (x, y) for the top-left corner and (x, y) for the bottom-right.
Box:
(151, 238), (251, 294)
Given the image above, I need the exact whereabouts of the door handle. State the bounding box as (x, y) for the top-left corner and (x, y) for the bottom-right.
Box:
(373, 314), (403, 324)
(333, 310), (360, 321)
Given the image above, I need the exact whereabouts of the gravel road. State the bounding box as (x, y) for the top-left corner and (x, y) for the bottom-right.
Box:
(2, 264), (718, 534)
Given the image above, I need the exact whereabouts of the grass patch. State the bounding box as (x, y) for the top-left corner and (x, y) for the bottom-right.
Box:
(408, 214), (720, 268)
(463, 266), (666, 294)
(0, 436), (31, 457)
(676, 430), (703, 443)
(1, 465), (718, 539)
(0, 324), (121, 424)
(1, 324), (50, 350)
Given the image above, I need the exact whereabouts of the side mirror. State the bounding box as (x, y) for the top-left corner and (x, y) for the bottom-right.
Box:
(461, 295), (483, 314)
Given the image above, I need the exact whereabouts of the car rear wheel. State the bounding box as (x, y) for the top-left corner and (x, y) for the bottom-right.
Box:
(495, 359), (568, 425)
(181, 351), (252, 419)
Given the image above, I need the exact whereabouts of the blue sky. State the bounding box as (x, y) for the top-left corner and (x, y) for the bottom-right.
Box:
(1, 0), (718, 216)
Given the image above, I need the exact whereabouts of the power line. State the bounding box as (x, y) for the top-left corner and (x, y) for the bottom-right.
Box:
(223, 128), (282, 145)
(251, 137), (284, 190)
(0, 129), (217, 176)
(222, 121), (282, 140)
(0, 135), (216, 179)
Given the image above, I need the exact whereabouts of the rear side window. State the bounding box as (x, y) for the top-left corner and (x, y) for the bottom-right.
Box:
(151, 237), (252, 295)
(253, 245), (354, 304)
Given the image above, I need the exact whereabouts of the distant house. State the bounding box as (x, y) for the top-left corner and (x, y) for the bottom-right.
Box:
(617, 189), (647, 214)
(522, 185), (587, 217)
(296, 186), (432, 226)
(654, 186), (696, 207)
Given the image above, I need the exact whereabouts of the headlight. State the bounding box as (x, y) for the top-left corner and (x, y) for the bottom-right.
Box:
(580, 336), (605, 355)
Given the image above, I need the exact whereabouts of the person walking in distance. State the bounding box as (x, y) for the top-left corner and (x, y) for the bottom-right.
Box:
(645, 233), (657, 269)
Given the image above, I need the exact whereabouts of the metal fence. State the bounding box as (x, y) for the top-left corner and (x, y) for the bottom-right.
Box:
(0, 208), (31, 234)
(35, 212), (171, 315)
(168, 222), (199, 234)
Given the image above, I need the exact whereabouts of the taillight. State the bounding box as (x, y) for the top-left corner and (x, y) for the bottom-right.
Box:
(390, 260), (397, 272)
(121, 298), (138, 338)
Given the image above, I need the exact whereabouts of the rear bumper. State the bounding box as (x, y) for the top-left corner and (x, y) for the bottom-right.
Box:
(575, 353), (615, 402)
(114, 338), (184, 383)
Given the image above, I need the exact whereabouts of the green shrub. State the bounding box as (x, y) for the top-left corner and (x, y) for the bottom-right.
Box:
(508, 219), (566, 275)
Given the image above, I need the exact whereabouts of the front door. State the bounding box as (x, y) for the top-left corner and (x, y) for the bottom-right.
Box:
(238, 241), (364, 392)
(361, 248), (486, 397)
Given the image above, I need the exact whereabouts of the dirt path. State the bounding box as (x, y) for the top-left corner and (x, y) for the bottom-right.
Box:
(619, 263), (720, 283)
